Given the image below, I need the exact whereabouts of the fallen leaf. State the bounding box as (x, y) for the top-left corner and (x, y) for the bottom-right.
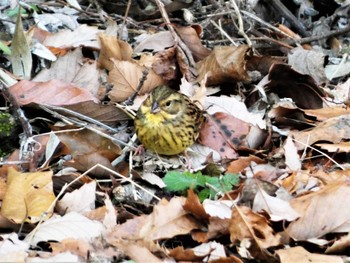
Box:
(229, 206), (281, 249)
(276, 246), (343, 263)
(288, 46), (327, 84)
(197, 45), (251, 85)
(10, 11), (32, 79)
(1, 167), (55, 223)
(9, 80), (98, 106)
(56, 181), (96, 214)
(253, 189), (300, 221)
(291, 115), (350, 150)
(265, 63), (325, 109)
(284, 136), (301, 171)
(98, 34), (133, 71)
(199, 112), (250, 159)
(107, 59), (164, 102)
(25, 212), (104, 246)
(286, 182), (350, 240)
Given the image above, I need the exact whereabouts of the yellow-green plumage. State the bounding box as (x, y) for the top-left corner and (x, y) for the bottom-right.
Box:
(134, 85), (204, 155)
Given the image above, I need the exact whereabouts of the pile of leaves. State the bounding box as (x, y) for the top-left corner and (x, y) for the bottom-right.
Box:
(1, 0), (350, 262)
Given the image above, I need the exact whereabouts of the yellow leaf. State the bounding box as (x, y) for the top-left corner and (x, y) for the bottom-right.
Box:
(1, 167), (55, 223)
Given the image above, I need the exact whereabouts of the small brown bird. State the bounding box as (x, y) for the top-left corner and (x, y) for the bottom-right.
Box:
(134, 85), (204, 155)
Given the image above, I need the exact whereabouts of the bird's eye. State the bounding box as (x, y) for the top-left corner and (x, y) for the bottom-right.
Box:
(165, 101), (172, 107)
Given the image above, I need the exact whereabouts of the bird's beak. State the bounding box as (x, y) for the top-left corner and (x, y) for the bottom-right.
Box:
(151, 101), (160, 113)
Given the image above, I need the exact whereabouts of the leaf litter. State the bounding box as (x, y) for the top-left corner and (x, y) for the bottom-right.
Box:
(1, 0), (350, 262)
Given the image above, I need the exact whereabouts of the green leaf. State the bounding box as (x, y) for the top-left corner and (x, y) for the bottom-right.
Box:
(163, 170), (240, 200)
(163, 171), (205, 191)
(0, 41), (11, 55)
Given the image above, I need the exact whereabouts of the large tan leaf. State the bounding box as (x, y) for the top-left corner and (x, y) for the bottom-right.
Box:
(25, 212), (104, 246)
(286, 182), (350, 240)
(9, 79), (98, 106)
(1, 167), (55, 223)
(197, 45), (251, 86)
(108, 59), (164, 102)
(291, 115), (350, 150)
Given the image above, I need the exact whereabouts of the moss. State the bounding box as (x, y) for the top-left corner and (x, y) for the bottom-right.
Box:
(0, 112), (16, 138)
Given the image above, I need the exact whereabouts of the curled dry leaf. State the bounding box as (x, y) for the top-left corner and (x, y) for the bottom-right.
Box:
(108, 59), (164, 102)
(174, 25), (211, 61)
(229, 206), (281, 249)
(197, 45), (251, 86)
(265, 63), (325, 109)
(98, 34), (133, 71)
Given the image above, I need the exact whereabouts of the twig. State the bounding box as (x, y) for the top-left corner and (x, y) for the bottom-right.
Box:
(210, 20), (238, 46)
(293, 138), (345, 170)
(39, 105), (135, 149)
(241, 10), (293, 39)
(0, 82), (35, 170)
(286, 25), (350, 45)
(228, 0), (252, 46)
(263, 0), (310, 37)
(125, 68), (150, 106)
(153, 0), (196, 80)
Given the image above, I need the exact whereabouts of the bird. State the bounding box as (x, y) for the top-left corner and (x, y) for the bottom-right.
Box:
(134, 85), (204, 155)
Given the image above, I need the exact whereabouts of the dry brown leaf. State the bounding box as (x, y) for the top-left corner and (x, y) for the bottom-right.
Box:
(303, 107), (350, 121)
(229, 206), (281, 249)
(62, 101), (131, 125)
(175, 25), (211, 61)
(151, 47), (177, 80)
(50, 238), (91, 259)
(286, 182), (350, 240)
(98, 34), (133, 71)
(288, 46), (327, 84)
(134, 31), (175, 53)
(33, 48), (83, 83)
(265, 63), (325, 109)
(191, 216), (230, 243)
(276, 246), (343, 263)
(199, 112), (251, 159)
(112, 240), (163, 263)
(9, 79), (98, 106)
(43, 24), (101, 49)
(183, 189), (210, 221)
(139, 197), (202, 240)
(227, 155), (265, 173)
(168, 246), (207, 261)
(107, 59), (164, 102)
(1, 167), (55, 223)
(197, 45), (251, 86)
(326, 232), (350, 253)
(291, 115), (350, 150)
(316, 141), (350, 153)
(56, 128), (121, 176)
